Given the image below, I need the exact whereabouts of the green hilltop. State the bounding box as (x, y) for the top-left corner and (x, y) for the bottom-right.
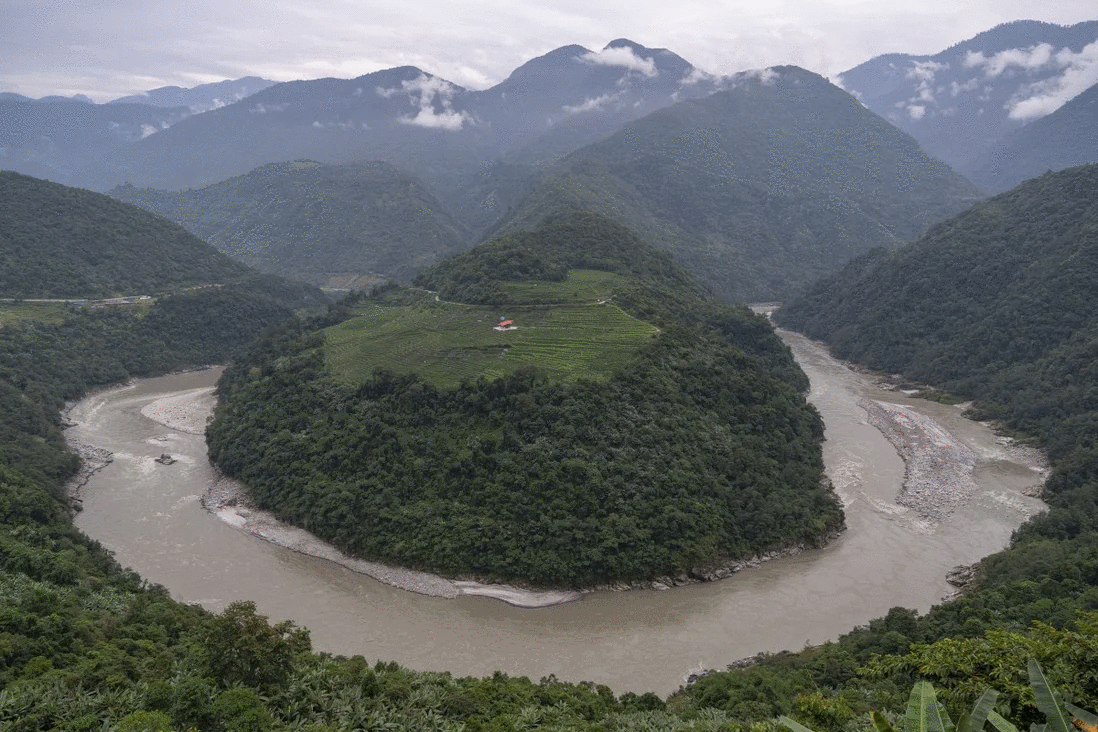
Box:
(208, 213), (843, 587)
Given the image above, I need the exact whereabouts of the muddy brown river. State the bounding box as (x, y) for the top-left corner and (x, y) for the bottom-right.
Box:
(68, 331), (1046, 695)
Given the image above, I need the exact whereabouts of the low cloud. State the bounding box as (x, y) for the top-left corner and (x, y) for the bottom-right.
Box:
(907, 104), (926, 120)
(1002, 40), (1098, 120)
(376, 74), (472, 131)
(140, 124), (158, 138)
(249, 102), (289, 114)
(964, 43), (1055, 78)
(578, 46), (658, 78)
(562, 93), (617, 114)
(311, 119), (369, 130)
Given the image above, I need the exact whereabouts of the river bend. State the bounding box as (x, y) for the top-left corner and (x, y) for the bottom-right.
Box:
(67, 332), (1046, 695)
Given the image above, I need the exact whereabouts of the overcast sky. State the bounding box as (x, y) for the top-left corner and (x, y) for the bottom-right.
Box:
(3, 0), (1096, 101)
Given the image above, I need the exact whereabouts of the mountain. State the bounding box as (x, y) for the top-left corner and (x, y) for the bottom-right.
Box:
(488, 66), (982, 301)
(108, 76), (276, 112)
(0, 171), (255, 298)
(775, 163), (1098, 451)
(206, 212), (843, 587)
(110, 160), (473, 288)
(51, 40), (716, 196)
(0, 98), (190, 186)
(838, 20), (1098, 187)
(0, 92), (95, 104)
(972, 81), (1098, 191)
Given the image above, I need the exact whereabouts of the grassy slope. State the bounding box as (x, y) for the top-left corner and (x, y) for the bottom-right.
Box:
(325, 270), (658, 389)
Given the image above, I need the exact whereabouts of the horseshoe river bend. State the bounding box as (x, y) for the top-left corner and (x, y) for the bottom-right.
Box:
(65, 329), (1047, 696)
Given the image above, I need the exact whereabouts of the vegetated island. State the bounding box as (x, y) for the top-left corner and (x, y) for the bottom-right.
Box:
(206, 212), (845, 592)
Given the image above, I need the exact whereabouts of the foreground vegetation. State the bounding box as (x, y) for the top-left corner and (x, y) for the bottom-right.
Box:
(207, 213), (843, 586)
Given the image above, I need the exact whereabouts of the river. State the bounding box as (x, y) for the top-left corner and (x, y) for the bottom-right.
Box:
(67, 331), (1046, 696)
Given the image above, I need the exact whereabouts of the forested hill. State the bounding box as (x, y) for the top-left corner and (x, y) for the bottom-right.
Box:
(774, 162), (1098, 420)
(110, 160), (473, 288)
(207, 213), (843, 587)
(485, 66), (982, 301)
(0, 171), (255, 298)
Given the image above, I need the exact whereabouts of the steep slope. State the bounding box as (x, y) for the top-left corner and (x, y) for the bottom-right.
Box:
(0, 171), (256, 297)
(973, 82), (1098, 191)
(206, 212), (843, 587)
(110, 160), (472, 287)
(491, 66), (981, 301)
(775, 163), (1098, 451)
(838, 20), (1098, 185)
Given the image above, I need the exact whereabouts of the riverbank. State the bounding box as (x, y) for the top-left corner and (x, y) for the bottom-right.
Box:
(133, 383), (841, 606)
(121, 368), (1037, 608)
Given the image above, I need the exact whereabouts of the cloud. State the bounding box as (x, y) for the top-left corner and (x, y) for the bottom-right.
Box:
(562, 93), (617, 114)
(311, 119), (369, 130)
(907, 104), (926, 119)
(578, 46), (658, 78)
(140, 124), (158, 138)
(376, 73), (473, 130)
(1003, 40), (1098, 120)
(964, 43), (1055, 77)
(249, 102), (289, 113)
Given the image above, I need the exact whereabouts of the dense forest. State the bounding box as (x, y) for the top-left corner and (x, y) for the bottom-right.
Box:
(207, 213), (843, 586)
(485, 67), (981, 301)
(110, 160), (473, 287)
(0, 171), (257, 298)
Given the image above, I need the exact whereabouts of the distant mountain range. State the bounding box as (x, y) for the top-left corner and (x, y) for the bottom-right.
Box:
(110, 160), (471, 288)
(107, 76), (277, 112)
(839, 19), (1098, 191)
(0, 76), (275, 189)
(2, 40), (719, 194)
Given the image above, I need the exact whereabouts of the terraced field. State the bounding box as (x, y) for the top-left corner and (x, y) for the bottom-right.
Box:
(0, 301), (69, 325)
(324, 272), (658, 388)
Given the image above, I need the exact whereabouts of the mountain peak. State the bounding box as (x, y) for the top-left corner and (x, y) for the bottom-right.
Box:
(604, 38), (648, 53)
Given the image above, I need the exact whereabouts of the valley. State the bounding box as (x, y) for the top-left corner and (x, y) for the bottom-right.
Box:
(66, 328), (1045, 696)
(3, 17), (1098, 729)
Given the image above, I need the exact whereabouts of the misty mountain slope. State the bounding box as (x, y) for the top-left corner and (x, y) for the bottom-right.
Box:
(838, 19), (1098, 186)
(0, 98), (190, 187)
(110, 160), (472, 287)
(972, 81), (1098, 191)
(108, 76), (277, 112)
(775, 163), (1098, 411)
(489, 66), (982, 301)
(84, 66), (492, 193)
(69, 40), (717, 197)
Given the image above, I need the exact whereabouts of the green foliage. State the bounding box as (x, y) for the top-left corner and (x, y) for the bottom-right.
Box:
(111, 159), (473, 286)
(0, 171), (255, 298)
(489, 67), (980, 301)
(209, 213), (838, 585)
